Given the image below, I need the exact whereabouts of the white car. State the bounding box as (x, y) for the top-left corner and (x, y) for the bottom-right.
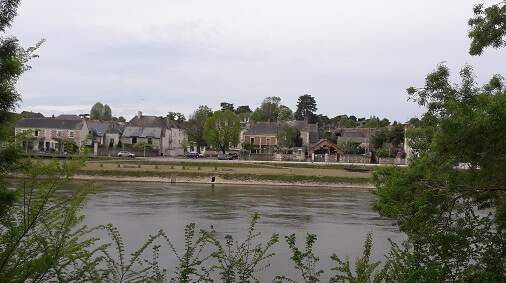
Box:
(118, 151), (135, 158)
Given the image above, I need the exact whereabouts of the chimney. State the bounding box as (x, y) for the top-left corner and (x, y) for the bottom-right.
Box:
(250, 120), (255, 128)
(137, 111), (142, 120)
(304, 115), (309, 126)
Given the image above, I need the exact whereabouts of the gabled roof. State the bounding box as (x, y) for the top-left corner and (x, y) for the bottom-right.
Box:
(122, 126), (161, 138)
(86, 121), (110, 137)
(166, 119), (180, 129)
(128, 115), (167, 128)
(309, 139), (345, 154)
(16, 118), (84, 130)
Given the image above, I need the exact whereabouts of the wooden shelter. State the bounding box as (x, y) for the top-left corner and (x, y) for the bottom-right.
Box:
(308, 139), (345, 162)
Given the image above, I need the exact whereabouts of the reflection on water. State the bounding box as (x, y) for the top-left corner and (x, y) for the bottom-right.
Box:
(71, 182), (404, 281)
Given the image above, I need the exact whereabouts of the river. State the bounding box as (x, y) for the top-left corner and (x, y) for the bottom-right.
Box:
(76, 181), (404, 281)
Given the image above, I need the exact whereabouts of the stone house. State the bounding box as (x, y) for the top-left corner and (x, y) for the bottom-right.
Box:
(121, 111), (185, 156)
(15, 118), (87, 151)
(243, 120), (320, 150)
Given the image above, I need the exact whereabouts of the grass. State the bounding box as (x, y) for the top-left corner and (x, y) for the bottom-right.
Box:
(77, 160), (373, 186)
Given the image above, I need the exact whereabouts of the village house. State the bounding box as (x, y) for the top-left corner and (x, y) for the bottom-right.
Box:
(242, 120), (320, 150)
(121, 111), (185, 156)
(15, 118), (87, 151)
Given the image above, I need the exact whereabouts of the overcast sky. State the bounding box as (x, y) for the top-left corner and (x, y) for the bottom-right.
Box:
(9, 0), (505, 122)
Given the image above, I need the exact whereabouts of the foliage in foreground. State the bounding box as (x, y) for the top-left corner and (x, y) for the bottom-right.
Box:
(372, 64), (506, 281)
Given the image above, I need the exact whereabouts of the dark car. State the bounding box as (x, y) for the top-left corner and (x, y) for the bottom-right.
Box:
(218, 153), (237, 160)
(184, 152), (200, 158)
(218, 153), (234, 160)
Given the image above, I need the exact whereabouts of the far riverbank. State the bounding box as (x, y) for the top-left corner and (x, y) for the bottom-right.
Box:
(75, 159), (376, 188)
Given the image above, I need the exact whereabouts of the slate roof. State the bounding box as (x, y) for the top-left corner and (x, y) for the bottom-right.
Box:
(86, 121), (110, 137)
(128, 115), (167, 128)
(166, 119), (180, 129)
(56, 114), (81, 120)
(106, 127), (123, 134)
(122, 127), (161, 138)
(16, 118), (84, 130)
(244, 121), (318, 135)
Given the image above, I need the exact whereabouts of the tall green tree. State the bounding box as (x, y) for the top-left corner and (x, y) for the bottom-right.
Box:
(166, 111), (186, 124)
(277, 125), (297, 149)
(252, 96), (281, 122)
(277, 105), (293, 121)
(204, 110), (241, 154)
(0, 0), (43, 218)
(220, 102), (234, 112)
(294, 94), (317, 123)
(89, 102), (112, 121)
(235, 105), (252, 115)
(372, 64), (506, 281)
(183, 105), (212, 153)
(468, 2), (506, 55)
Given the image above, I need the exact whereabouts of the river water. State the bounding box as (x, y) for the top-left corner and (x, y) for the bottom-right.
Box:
(77, 181), (404, 281)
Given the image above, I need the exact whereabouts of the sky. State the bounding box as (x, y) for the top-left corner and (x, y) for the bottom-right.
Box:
(9, 0), (506, 123)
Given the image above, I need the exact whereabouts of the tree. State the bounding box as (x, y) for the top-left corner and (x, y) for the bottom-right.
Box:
(277, 125), (297, 149)
(183, 105), (212, 153)
(468, 2), (506, 56)
(167, 111), (186, 124)
(204, 110), (241, 154)
(277, 105), (293, 121)
(294, 94), (317, 123)
(0, 0), (42, 218)
(372, 64), (506, 281)
(235, 105), (252, 115)
(89, 102), (112, 121)
(220, 102), (235, 112)
(252, 96), (281, 122)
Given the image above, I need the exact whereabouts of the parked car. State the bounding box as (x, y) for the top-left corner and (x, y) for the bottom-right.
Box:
(118, 151), (135, 158)
(184, 152), (200, 158)
(218, 153), (237, 160)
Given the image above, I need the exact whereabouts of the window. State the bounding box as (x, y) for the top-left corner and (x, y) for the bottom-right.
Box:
(57, 131), (62, 137)
(69, 131), (75, 138)
(34, 130), (39, 137)
(147, 137), (153, 144)
(132, 137), (137, 144)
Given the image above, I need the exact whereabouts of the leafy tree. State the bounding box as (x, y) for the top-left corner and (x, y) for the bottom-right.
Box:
(406, 117), (422, 127)
(235, 105), (252, 115)
(204, 110), (241, 154)
(468, 2), (506, 55)
(372, 64), (506, 281)
(118, 115), (126, 122)
(277, 105), (293, 121)
(277, 125), (297, 149)
(89, 102), (112, 121)
(220, 102), (235, 112)
(253, 96), (281, 122)
(0, 0), (42, 218)
(167, 111), (186, 124)
(294, 94), (317, 123)
(183, 105), (212, 153)
(343, 119), (358, 128)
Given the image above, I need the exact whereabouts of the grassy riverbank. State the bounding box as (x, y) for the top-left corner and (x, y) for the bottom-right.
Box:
(76, 159), (373, 187)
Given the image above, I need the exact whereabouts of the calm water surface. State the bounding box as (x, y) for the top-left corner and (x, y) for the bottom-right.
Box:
(77, 181), (404, 281)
